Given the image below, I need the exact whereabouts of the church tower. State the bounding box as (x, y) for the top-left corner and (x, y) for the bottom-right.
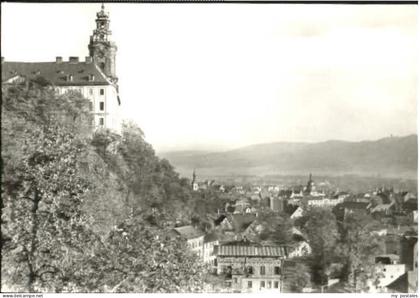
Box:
(88, 4), (118, 82)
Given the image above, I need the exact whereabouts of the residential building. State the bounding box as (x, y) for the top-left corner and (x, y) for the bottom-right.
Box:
(214, 213), (257, 239)
(334, 201), (369, 221)
(270, 197), (285, 212)
(384, 240), (418, 293)
(2, 4), (122, 133)
(287, 241), (312, 258)
(367, 254), (406, 293)
(402, 193), (417, 213)
(290, 206), (304, 219)
(203, 233), (219, 265)
(170, 225), (205, 259)
(408, 242), (418, 292)
(305, 196), (339, 208)
(370, 201), (396, 218)
(215, 245), (287, 292)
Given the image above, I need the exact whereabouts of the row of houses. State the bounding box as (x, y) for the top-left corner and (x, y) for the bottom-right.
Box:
(169, 212), (312, 293)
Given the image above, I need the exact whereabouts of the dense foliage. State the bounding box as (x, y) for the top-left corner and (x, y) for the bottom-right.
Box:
(302, 207), (339, 285)
(335, 212), (385, 291)
(1, 81), (209, 292)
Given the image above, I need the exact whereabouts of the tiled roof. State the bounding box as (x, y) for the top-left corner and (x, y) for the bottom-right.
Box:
(204, 232), (219, 243)
(2, 60), (110, 86)
(342, 201), (369, 210)
(216, 245), (287, 257)
(214, 215), (227, 226)
(173, 225), (204, 240)
(371, 202), (395, 213)
(229, 214), (257, 232)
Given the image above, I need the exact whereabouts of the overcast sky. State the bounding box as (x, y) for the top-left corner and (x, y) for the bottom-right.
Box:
(1, 3), (417, 152)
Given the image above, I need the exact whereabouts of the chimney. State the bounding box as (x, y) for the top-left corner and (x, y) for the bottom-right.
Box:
(88, 74), (95, 82)
(69, 56), (79, 63)
(56, 56), (63, 63)
(85, 56), (93, 63)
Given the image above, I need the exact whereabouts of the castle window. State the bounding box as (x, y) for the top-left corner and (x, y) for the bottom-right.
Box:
(89, 88), (93, 95)
(260, 266), (266, 275)
(89, 102), (93, 111)
(260, 281), (265, 288)
(247, 281), (252, 289)
(274, 281), (279, 288)
(99, 117), (104, 126)
(99, 102), (104, 111)
(100, 88), (105, 95)
(274, 266), (281, 275)
(267, 281), (272, 288)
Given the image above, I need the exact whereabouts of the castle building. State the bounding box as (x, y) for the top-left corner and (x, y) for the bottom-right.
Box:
(1, 4), (122, 133)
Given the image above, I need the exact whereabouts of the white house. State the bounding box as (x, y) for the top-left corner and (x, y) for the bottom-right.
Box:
(171, 225), (205, 259)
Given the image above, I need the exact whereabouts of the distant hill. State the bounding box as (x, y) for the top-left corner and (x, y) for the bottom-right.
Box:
(159, 135), (418, 179)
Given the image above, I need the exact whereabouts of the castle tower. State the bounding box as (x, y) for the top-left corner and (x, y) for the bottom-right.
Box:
(88, 4), (118, 81)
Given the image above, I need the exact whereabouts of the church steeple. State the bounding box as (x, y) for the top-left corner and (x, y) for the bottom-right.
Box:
(305, 173), (314, 195)
(88, 4), (117, 81)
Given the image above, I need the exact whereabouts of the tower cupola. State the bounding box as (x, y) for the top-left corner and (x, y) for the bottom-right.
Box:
(88, 4), (118, 81)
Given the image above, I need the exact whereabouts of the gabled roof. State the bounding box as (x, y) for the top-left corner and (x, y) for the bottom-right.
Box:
(2, 61), (111, 86)
(385, 272), (408, 292)
(214, 213), (257, 233)
(404, 193), (417, 202)
(371, 202), (395, 213)
(214, 214), (227, 226)
(204, 232), (219, 243)
(215, 245), (287, 257)
(229, 214), (257, 233)
(173, 225), (204, 240)
(290, 206), (304, 217)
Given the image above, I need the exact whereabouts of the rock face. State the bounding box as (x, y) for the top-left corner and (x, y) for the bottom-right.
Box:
(160, 135), (418, 179)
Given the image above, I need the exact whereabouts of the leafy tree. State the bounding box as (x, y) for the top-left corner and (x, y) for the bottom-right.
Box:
(91, 215), (206, 292)
(1, 82), (99, 292)
(302, 207), (339, 285)
(335, 212), (385, 291)
(2, 81), (208, 292)
(257, 212), (294, 244)
(288, 262), (311, 293)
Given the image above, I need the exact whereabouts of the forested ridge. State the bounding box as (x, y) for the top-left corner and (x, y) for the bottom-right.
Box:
(1, 79), (223, 292)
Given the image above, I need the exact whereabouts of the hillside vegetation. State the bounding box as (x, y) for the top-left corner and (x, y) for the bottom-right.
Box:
(161, 135), (417, 179)
(1, 79), (223, 292)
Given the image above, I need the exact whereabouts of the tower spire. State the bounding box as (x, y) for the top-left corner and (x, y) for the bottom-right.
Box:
(88, 4), (118, 81)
